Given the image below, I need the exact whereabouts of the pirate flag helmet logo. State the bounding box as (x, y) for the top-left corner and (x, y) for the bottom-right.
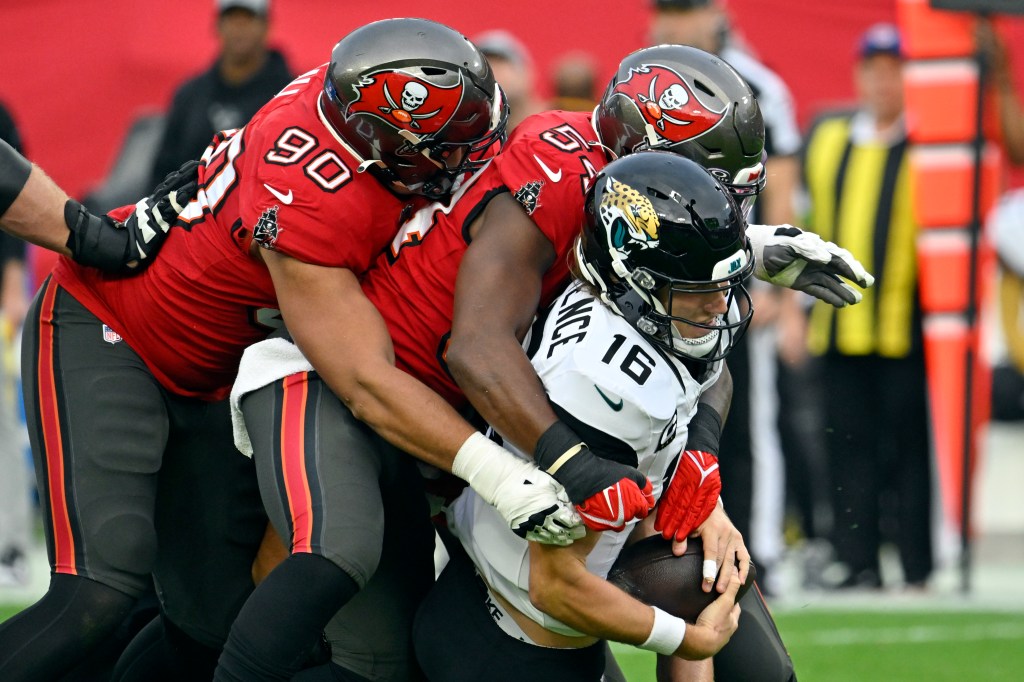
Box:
(609, 64), (727, 145)
(345, 69), (466, 135)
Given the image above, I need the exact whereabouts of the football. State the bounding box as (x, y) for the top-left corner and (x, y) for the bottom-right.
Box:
(607, 535), (756, 622)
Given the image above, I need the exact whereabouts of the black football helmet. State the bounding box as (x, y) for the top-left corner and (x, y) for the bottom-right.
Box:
(595, 45), (766, 217)
(575, 151), (753, 362)
(321, 18), (508, 199)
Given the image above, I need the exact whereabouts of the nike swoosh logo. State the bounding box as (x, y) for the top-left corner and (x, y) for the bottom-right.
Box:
(263, 183), (293, 205)
(685, 451), (719, 485)
(594, 385), (623, 411)
(533, 155), (562, 183)
(577, 483), (626, 529)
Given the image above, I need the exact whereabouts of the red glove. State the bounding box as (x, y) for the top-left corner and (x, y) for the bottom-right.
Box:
(534, 421), (655, 533)
(575, 476), (655, 532)
(654, 450), (722, 542)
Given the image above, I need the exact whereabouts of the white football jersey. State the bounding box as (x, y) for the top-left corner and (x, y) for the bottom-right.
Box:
(449, 281), (723, 637)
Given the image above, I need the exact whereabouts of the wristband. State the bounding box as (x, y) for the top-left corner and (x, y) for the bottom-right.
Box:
(639, 606), (687, 656)
(533, 421), (584, 473)
(0, 139), (32, 217)
(686, 403), (722, 456)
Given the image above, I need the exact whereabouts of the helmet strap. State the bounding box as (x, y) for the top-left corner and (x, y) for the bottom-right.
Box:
(397, 130), (444, 170)
(489, 83), (505, 130)
(643, 123), (661, 149)
(357, 160), (387, 173)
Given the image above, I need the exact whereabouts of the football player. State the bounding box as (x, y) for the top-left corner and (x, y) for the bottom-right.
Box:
(414, 152), (749, 682)
(228, 45), (836, 681)
(0, 18), (583, 682)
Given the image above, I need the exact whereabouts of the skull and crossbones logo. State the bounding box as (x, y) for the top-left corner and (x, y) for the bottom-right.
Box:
(380, 81), (444, 129)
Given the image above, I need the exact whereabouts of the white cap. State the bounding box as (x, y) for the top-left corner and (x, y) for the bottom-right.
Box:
(217, 0), (269, 16)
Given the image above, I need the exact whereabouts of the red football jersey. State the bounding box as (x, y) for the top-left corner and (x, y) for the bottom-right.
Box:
(53, 65), (415, 400)
(362, 110), (610, 406)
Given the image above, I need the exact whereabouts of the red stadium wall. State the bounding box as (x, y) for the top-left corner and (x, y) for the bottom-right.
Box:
(2, 0), (1023, 201)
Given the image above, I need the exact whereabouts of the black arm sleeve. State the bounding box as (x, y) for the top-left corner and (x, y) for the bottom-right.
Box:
(0, 138), (32, 218)
(0, 102), (29, 260)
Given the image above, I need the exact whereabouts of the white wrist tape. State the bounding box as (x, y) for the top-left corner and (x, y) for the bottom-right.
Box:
(451, 431), (518, 507)
(639, 607), (687, 656)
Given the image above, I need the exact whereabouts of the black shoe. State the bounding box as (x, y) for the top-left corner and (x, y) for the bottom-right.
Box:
(834, 568), (882, 590)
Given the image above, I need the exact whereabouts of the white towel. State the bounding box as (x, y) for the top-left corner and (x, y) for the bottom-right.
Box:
(230, 336), (314, 457)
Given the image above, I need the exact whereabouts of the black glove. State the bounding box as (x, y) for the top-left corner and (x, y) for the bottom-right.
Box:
(65, 160), (200, 272)
(534, 421), (654, 532)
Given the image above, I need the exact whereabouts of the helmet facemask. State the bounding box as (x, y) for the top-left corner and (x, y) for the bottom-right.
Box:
(386, 83), (509, 199)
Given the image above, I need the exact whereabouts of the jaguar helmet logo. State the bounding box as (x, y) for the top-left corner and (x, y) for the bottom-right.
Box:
(610, 64), (727, 144)
(346, 69), (465, 134)
(599, 176), (660, 253)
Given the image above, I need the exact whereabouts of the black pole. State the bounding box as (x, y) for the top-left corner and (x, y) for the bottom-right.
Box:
(960, 13), (988, 595)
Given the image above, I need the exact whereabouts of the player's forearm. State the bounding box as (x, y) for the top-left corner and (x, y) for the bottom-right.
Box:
(448, 193), (558, 454)
(293, 320), (474, 470)
(0, 144), (73, 255)
(529, 545), (726, 660)
(333, 360), (476, 471)
(447, 334), (556, 453)
(270, 254), (473, 469)
(528, 541), (657, 647)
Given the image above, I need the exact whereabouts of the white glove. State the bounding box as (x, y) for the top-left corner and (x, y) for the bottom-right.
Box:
(452, 432), (585, 546)
(746, 224), (875, 308)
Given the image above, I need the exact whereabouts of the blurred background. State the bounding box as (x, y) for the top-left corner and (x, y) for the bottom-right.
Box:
(2, 0), (1024, 678)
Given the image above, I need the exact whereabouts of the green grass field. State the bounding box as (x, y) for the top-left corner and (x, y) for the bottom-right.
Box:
(4, 603), (1024, 680)
(611, 608), (1024, 681)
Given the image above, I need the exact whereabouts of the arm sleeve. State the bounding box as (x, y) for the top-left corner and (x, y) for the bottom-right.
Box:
(0, 232), (26, 264)
(0, 101), (25, 154)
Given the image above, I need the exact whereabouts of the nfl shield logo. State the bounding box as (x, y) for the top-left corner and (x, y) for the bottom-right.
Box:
(102, 325), (122, 345)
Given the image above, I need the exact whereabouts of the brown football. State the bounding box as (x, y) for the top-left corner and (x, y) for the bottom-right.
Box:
(607, 535), (756, 622)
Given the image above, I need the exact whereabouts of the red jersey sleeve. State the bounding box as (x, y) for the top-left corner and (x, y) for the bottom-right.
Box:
(235, 76), (408, 273)
(491, 111), (607, 260)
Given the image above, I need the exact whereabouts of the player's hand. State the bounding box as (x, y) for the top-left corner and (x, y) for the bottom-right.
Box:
(690, 501), (750, 594)
(497, 465), (585, 546)
(535, 421), (654, 532)
(678, 572), (743, 660)
(65, 160), (199, 272)
(452, 432), (585, 546)
(655, 450), (722, 544)
(746, 223), (875, 308)
(124, 160), (200, 265)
